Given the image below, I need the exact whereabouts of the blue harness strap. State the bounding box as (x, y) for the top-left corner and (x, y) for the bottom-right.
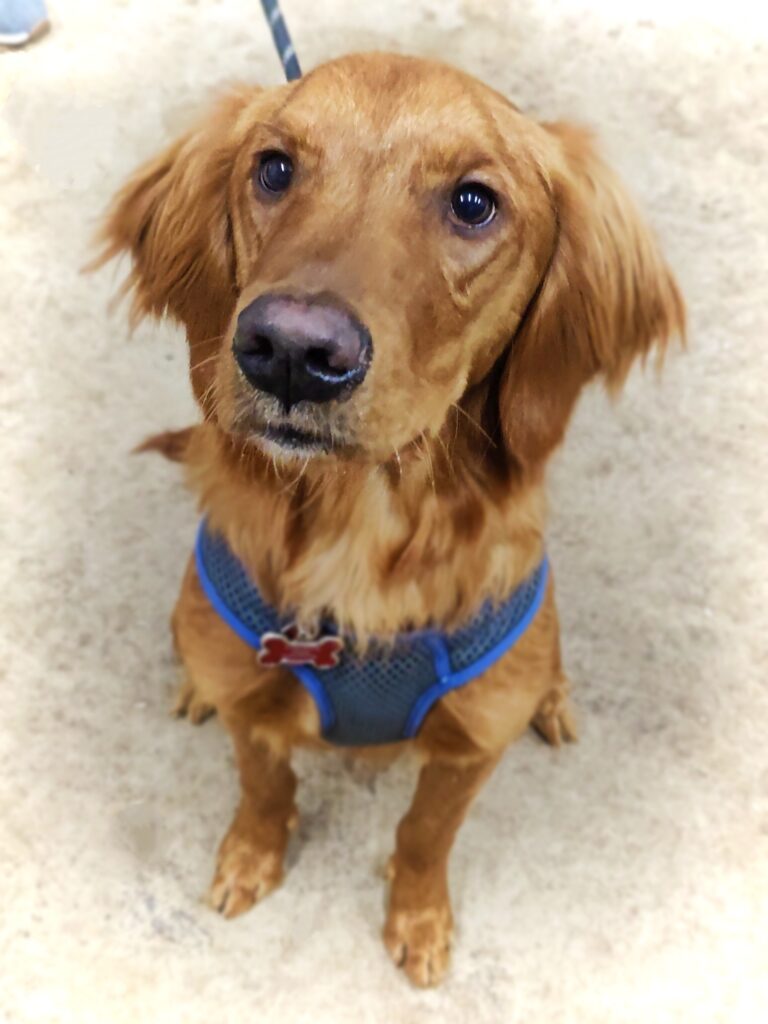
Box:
(194, 522), (549, 746)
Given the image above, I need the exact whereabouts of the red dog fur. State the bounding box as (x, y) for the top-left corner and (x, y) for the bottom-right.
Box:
(96, 53), (684, 987)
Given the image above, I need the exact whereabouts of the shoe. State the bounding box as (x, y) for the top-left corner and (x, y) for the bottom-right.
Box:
(0, 0), (49, 48)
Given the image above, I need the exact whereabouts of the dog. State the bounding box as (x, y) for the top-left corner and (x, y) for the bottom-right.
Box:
(95, 52), (684, 987)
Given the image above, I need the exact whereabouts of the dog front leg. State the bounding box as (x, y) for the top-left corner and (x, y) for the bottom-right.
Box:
(209, 695), (299, 918)
(384, 752), (499, 987)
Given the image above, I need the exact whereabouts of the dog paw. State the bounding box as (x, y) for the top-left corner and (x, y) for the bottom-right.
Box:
(532, 676), (578, 747)
(208, 833), (284, 919)
(383, 903), (453, 988)
(172, 674), (215, 725)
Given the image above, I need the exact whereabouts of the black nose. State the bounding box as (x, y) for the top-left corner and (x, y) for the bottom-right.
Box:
(232, 293), (372, 410)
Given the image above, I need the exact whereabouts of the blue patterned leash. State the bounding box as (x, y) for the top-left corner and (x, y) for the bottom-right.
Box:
(259, 0), (302, 81)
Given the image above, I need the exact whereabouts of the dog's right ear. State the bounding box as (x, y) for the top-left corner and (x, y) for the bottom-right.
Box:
(89, 87), (255, 341)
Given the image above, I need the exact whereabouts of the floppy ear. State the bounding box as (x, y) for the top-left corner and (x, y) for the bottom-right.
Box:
(92, 88), (254, 342)
(498, 123), (685, 474)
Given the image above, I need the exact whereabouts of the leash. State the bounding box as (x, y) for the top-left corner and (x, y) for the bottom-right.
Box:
(258, 0), (302, 81)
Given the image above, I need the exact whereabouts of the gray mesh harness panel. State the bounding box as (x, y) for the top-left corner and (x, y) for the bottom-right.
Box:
(195, 523), (548, 746)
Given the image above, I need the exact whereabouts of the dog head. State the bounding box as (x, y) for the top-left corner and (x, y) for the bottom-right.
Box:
(96, 53), (683, 476)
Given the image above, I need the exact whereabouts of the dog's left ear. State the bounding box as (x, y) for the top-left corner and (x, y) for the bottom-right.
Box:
(497, 122), (685, 474)
(91, 87), (255, 342)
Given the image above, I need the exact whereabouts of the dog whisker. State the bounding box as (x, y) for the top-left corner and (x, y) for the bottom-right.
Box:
(198, 377), (219, 411)
(190, 349), (224, 372)
(189, 333), (226, 357)
(450, 403), (496, 448)
(433, 430), (455, 478)
(415, 432), (436, 493)
(392, 447), (403, 481)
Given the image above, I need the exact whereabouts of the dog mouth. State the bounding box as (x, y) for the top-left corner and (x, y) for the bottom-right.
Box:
(256, 422), (336, 455)
(229, 395), (358, 458)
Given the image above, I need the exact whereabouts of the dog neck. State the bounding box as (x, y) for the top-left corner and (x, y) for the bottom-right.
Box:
(186, 421), (546, 640)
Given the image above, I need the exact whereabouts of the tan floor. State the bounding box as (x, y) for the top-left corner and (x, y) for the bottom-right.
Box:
(1, 1), (767, 1021)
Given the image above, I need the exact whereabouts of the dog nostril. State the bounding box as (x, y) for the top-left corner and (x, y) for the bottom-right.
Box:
(305, 346), (347, 378)
(252, 334), (274, 360)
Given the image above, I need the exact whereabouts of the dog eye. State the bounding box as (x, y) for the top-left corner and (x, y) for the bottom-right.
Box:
(450, 182), (497, 228)
(258, 151), (294, 194)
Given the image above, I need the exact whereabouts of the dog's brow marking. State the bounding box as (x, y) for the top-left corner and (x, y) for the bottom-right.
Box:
(448, 258), (498, 305)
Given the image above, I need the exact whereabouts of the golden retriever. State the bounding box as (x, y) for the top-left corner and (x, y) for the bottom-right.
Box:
(95, 52), (684, 987)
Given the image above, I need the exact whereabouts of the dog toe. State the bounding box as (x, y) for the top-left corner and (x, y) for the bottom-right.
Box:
(208, 841), (283, 919)
(532, 674), (578, 747)
(172, 674), (215, 724)
(384, 904), (453, 987)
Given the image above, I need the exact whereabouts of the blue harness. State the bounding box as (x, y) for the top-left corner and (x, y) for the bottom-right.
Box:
(195, 522), (549, 746)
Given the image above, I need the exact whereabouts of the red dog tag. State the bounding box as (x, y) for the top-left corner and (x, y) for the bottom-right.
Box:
(258, 631), (344, 670)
